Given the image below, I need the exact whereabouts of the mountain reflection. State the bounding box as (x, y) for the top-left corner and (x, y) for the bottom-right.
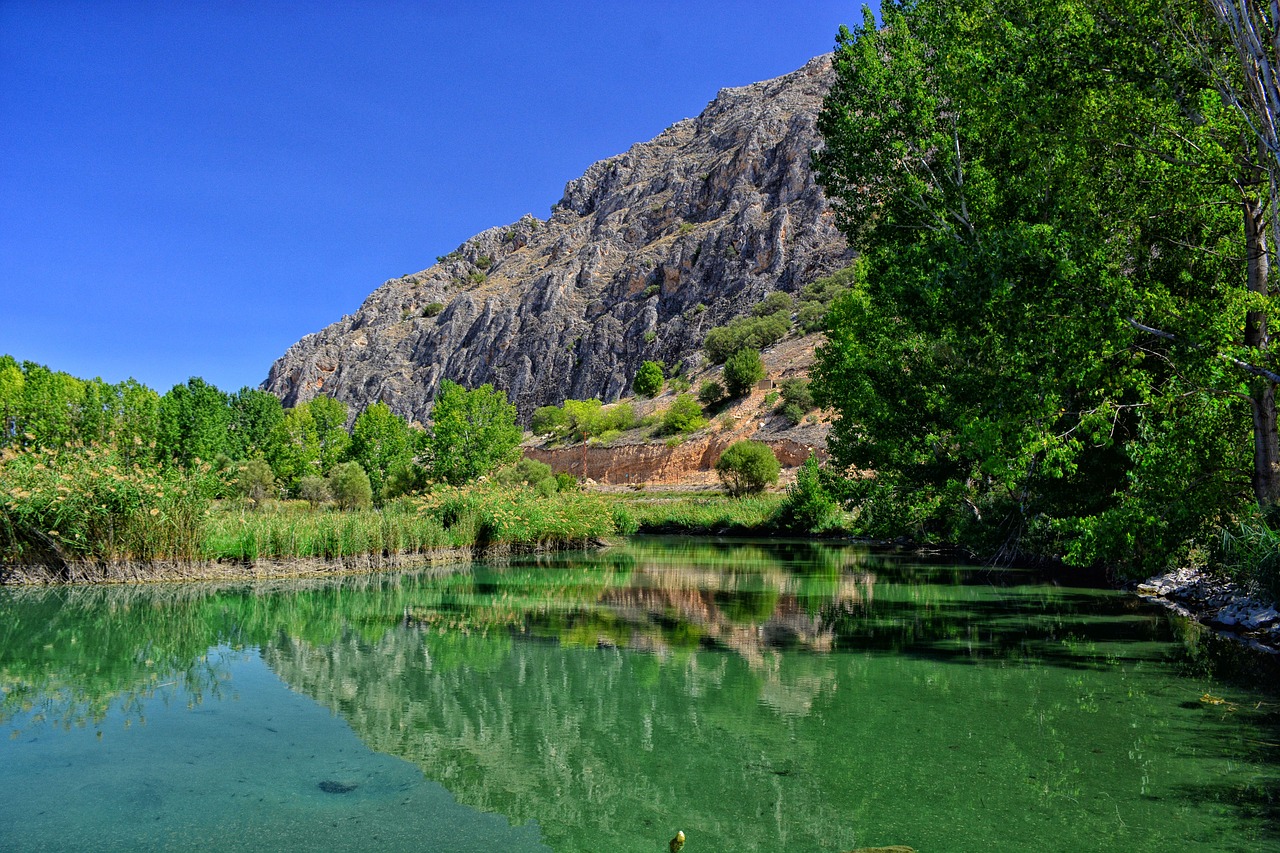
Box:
(3, 539), (1277, 852)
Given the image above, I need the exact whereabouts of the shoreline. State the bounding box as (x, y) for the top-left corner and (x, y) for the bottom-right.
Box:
(0, 538), (611, 587)
(1136, 568), (1280, 654)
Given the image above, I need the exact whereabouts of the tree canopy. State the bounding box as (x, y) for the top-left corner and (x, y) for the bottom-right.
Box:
(812, 0), (1270, 570)
(426, 380), (522, 485)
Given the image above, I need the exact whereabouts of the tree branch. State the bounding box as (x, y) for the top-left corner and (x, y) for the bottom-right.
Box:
(1127, 316), (1280, 382)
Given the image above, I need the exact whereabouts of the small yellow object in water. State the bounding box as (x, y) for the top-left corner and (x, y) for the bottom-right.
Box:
(669, 830), (685, 853)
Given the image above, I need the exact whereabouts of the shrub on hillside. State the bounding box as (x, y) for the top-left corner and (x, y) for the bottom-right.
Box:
(724, 349), (765, 397)
(633, 360), (664, 398)
(660, 393), (707, 436)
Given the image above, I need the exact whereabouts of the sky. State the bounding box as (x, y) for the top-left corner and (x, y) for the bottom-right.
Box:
(1, 1), (868, 394)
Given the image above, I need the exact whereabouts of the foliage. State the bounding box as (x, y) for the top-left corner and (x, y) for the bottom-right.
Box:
(535, 399), (638, 443)
(778, 379), (815, 425)
(156, 378), (231, 466)
(269, 396), (351, 490)
(773, 455), (839, 533)
(723, 349), (765, 398)
(659, 393), (706, 436)
(753, 291), (794, 318)
(348, 402), (416, 502)
(531, 405), (569, 436)
(633, 360), (665, 398)
(606, 491), (784, 533)
(796, 263), (861, 334)
(422, 302), (445, 317)
(227, 388), (284, 462)
(426, 380), (522, 485)
(494, 457), (555, 489)
(298, 475), (330, 509)
(0, 445), (214, 566)
(703, 311), (790, 364)
(812, 0), (1261, 571)
(232, 458), (276, 507)
(715, 440), (780, 496)
(697, 379), (725, 407)
(327, 461), (373, 510)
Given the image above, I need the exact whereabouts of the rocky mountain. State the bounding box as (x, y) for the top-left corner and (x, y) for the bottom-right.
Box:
(262, 55), (851, 422)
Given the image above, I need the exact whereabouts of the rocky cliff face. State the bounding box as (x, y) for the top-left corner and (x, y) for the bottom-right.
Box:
(263, 55), (850, 421)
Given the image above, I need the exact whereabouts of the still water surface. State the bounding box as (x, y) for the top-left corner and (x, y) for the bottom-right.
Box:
(1, 538), (1276, 852)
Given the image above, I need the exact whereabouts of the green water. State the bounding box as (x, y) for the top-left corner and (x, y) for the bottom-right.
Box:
(1, 538), (1276, 852)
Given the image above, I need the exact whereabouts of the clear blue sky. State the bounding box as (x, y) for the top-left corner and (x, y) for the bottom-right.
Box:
(1, 1), (867, 394)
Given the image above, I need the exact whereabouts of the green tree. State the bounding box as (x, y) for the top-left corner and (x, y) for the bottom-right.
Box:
(426, 380), (522, 485)
(156, 378), (230, 466)
(307, 395), (351, 473)
(775, 455), (838, 532)
(697, 379), (725, 408)
(349, 402), (414, 502)
(723, 349), (765, 398)
(715, 440), (780, 496)
(232, 458), (277, 507)
(531, 405), (570, 437)
(632, 361), (665, 398)
(228, 388), (285, 461)
(812, 0), (1256, 569)
(0, 355), (24, 444)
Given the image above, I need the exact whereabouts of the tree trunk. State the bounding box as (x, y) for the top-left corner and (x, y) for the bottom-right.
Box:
(1243, 189), (1280, 504)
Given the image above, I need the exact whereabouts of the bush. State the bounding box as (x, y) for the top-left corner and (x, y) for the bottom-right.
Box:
(797, 263), (861, 333)
(494, 457), (554, 488)
(299, 474), (330, 508)
(554, 472), (579, 492)
(422, 302), (445, 317)
(698, 380), (725, 407)
(715, 441), (780, 496)
(703, 312), (790, 364)
(753, 291), (794, 317)
(778, 378), (815, 424)
(774, 455), (839, 532)
(660, 393), (707, 436)
(724, 349), (765, 397)
(233, 458), (276, 506)
(531, 405), (570, 437)
(633, 360), (664, 398)
(328, 462), (373, 510)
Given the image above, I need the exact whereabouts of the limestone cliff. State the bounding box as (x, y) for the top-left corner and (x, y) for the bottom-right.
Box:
(263, 55), (849, 421)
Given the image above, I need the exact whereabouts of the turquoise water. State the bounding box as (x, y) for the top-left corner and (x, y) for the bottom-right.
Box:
(1, 538), (1276, 852)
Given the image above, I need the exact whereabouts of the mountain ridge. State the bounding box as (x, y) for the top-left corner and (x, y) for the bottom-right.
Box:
(262, 54), (851, 422)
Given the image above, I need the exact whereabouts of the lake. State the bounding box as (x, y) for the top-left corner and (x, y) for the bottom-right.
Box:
(1, 537), (1276, 852)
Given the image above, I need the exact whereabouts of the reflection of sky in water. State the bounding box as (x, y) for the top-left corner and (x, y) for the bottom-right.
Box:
(1, 539), (1277, 853)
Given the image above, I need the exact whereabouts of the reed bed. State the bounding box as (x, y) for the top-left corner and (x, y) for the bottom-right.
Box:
(608, 492), (786, 534)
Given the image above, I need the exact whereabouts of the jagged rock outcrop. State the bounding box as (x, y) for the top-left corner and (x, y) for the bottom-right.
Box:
(263, 55), (850, 421)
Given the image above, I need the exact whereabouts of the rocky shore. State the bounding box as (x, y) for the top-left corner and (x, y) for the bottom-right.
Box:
(1137, 568), (1280, 653)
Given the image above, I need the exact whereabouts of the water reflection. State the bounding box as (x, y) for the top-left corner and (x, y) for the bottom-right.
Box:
(1, 539), (1277, 852)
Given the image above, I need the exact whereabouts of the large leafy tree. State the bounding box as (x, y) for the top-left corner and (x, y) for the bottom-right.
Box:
(348, 402), (416, 501)
(812, 0), (1262, 570)
(156, 378), (231, 466)
(227, 388), (285, 462)
(426, 380), (522, 485)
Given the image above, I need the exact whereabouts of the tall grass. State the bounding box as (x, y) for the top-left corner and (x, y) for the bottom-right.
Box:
(203, 485), (619, 561)
(0, 445), (213, 567)
(608, 492), (786, 534)
(1215, 519), (1280, 600)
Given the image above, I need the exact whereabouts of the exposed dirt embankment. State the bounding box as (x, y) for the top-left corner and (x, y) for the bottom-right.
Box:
(526, 432), (820, 488)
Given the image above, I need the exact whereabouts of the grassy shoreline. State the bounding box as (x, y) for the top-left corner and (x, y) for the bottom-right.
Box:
(0, 486), (831, 585)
